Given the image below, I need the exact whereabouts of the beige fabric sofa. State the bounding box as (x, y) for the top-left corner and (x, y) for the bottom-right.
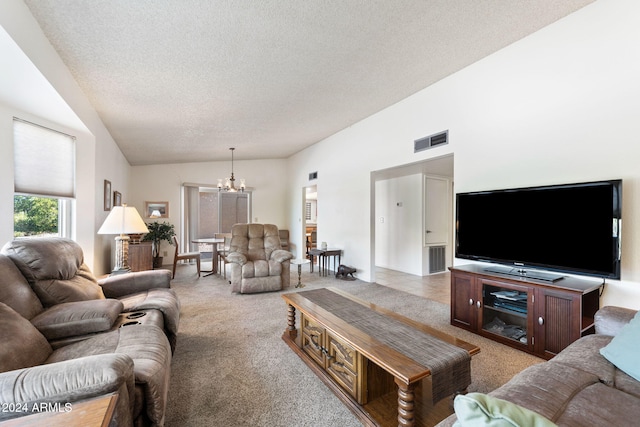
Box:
(226, 224), (294, 293)
(437, 306), (640, 426)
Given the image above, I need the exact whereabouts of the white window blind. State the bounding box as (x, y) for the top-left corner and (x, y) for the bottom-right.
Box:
(13, 119), (76, 198)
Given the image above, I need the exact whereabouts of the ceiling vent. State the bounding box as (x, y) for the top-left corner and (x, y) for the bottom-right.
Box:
(308, 171), (318, 181)
(414, 130), (448, 153)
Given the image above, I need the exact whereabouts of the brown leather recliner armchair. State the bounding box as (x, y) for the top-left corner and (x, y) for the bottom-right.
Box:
(226, 224), (294, 294)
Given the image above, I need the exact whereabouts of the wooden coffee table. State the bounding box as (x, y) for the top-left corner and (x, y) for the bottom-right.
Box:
(282, 288), (480, 427)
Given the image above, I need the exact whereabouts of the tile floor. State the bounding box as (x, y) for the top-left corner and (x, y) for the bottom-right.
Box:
(375, 267), (451, 305)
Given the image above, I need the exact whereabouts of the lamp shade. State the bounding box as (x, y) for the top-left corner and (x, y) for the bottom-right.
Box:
(98, 205), (149, 235)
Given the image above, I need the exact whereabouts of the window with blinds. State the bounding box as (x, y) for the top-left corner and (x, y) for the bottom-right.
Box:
(182, 184), (251, 251)
(13, 119), (76, 198)
(12, 118), (76, 238)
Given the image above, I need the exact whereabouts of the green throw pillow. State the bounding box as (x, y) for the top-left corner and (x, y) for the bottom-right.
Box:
(453, 392), (557, 427)
(600, 310), (640, 382)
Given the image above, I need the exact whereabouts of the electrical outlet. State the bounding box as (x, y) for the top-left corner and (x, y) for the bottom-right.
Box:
(163, 251), (168, 257)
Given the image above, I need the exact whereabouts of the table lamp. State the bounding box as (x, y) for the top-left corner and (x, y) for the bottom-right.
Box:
(98, 204), (149, 274)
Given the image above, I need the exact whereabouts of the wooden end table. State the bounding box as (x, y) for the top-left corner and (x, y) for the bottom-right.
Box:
(0, 393), (118, 427)
(308, 248), (342, 276)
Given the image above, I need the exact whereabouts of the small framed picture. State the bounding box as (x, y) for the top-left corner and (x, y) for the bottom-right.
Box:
(145, 201), (169, 218)
(104, 180), (112, 211)
(113, 191), (122, 207)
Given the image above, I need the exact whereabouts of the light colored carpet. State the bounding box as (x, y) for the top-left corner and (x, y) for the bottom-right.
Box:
(165, 267), (542, 426)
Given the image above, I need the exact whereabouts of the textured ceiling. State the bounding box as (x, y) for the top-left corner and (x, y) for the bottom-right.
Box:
(24, 0), (594, 165)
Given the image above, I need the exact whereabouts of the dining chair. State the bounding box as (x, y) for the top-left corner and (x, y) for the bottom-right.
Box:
(215, 233), (232, 279)
(172, 235), (201, 279)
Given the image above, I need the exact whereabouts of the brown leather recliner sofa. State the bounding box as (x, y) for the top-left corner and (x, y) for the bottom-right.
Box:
(226, 224), (294, 294)
(0, 237), (181, 426)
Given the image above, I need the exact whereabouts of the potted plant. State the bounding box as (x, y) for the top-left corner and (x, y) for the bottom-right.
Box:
(142, 221), (176, 268)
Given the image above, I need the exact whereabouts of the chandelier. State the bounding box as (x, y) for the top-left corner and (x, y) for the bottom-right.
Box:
(218, 147), (245, 192)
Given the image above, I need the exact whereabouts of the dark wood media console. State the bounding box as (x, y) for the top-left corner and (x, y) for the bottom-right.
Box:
(450, 264), (603, 359)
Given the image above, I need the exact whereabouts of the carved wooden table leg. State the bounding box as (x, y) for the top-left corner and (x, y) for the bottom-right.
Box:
(286, 304), (297, 338)
(395, 378), (415, 427)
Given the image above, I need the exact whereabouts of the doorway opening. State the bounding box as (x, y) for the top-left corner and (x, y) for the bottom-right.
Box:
(302, 185), (317, 260)
(371, 154), (454, 283)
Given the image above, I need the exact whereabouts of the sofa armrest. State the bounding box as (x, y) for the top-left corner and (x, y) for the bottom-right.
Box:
(595, 306), (638, 336)
(98, 270), (171, 298)
(0, 354), (135, 422)
(226, 252), (247, 265)
(270, 249), (294, 263)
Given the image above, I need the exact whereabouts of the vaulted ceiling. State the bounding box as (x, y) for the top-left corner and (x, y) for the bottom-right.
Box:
(24, 0), (594, 165)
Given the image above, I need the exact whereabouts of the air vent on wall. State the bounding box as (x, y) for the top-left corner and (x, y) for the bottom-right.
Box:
(308, 171), (318, 181)
(428, 246), (446, 274)
(414, 130), (448, 153)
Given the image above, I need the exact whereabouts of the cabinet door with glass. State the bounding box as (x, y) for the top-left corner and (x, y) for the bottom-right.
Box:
(480, 279), (533, 352)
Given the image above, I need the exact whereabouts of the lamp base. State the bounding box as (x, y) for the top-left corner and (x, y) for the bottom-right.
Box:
(113, 235), (132, 274)
(110, 267), (132, 276)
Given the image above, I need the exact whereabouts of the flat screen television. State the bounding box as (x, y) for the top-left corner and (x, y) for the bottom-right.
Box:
(455, 179), (622, 281)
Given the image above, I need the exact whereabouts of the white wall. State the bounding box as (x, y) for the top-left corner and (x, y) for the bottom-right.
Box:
(0, 0), (131, 275)
(375, 174), (423, 275)
(129, 159), (288, 265)
(286, 0), (640, 309)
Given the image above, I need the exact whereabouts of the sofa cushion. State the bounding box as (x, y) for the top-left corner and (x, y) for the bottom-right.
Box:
(552, 334), (615, 386)
(46, 325), (172, 426)
(600, 310), (640, 382)
(554, 382), (640, 426)
(2, 237), (105, 305)
(489, 362), (600, 423)
(30, 299), (124, 340)
(0, 302), (52, 373)
(453, 392), (557, 427)
(613, 368), (640, 399)
(0, 254), (43, 319)
(241, 276), (283, 294)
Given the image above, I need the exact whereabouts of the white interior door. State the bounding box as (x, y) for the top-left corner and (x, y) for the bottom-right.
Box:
(424, 176), (449, 246)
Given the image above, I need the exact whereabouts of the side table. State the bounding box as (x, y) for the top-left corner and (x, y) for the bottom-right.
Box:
(128, 242), (153, 272)
(322, 248), (342, 276)
(308, 248), (342, 277)
(0, 393), (118, 427)
(290, 258), (310, 288)
(307, 249), (324, 275)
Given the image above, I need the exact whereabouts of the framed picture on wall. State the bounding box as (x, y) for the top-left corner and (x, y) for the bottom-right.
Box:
(104, 180), (112, 211)
(145, 201), (169, 218)
(113, 191), (122, 207)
